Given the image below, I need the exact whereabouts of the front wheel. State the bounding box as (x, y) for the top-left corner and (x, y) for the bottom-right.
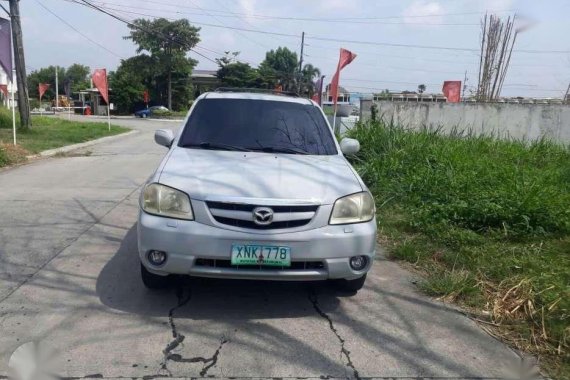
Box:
(142, 113), (148, 118)
(141, 263), (171, 289)
(335, 274), (367, 293)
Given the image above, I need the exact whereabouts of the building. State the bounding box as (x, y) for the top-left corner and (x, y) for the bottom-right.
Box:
(373, 91), (447, 103)
(0, 67), (17, 108)
(191, 69), (219, 95)
(76, 87), (111, 115)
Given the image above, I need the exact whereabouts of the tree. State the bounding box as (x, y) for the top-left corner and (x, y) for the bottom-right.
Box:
(125, 18), (200, 110)
(258, 47), (298, 91)
(418, 84), (426, 94)
(216, 52), (258, 88)
(300, 63), (321, 97)
(109, 55), (155, 114)
(27, 66), (65, 101)
(65, 64), (90, 94)
(27, 64), (91, 101)
(375, 89), (391, 100)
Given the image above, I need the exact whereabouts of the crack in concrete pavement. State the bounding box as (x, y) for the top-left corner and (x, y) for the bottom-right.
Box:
(159, 284), (229, 377)
(159, 285), (192, 376)
(167, 336), (229, 377)
(308, 290), (361, 380)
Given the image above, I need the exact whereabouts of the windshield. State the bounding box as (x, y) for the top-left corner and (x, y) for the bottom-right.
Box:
(178, 98), (337, 155)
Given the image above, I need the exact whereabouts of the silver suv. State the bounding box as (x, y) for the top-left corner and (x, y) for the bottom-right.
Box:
(138, 90), (377, 293)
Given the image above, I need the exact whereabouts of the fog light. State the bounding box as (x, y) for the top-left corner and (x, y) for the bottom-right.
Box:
(148, 250), (167, 266)
(349, 256), (368, 271)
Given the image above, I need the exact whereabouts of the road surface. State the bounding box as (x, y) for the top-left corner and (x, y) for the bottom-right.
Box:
(0, 116), (522, 379)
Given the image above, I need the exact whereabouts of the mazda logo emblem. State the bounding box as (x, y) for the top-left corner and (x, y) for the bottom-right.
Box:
(252, 207), (274, 225)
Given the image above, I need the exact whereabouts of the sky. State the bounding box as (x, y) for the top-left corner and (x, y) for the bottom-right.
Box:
(18, 0), (570, 98)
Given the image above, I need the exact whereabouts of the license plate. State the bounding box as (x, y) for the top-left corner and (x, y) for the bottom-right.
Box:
(231, 244), (291, 267)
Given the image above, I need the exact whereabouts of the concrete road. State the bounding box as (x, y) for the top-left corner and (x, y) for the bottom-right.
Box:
(0, 116), (522, 379)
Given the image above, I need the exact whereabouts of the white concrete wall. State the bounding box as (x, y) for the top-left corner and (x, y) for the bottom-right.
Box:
(360, 100), (570, 143)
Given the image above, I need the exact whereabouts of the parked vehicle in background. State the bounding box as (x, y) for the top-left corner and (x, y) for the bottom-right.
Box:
(135, 105), (169, 118)
(137, 89), (377, 293)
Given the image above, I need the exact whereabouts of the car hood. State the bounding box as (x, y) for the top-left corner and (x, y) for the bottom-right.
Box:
(158, 147), (363, 205)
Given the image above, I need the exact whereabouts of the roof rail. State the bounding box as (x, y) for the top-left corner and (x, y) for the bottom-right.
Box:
(214, 87), (300, 97)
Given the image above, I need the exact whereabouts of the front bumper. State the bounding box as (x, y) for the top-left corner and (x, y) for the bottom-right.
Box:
(137, 211), (377, 281)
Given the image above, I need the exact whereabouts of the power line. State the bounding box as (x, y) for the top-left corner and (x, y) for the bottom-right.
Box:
(34, 0), (125, 59)
(187, 0), (271, 50)
(75, 0), (482, 26)
(66, 0), (218, 64)
(305, 44), (568, 69)
(81, 0), (509, 23)
(61, 0), (570, 55)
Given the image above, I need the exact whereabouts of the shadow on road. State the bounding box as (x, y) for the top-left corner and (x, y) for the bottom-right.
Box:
(96, 224), (342, 319)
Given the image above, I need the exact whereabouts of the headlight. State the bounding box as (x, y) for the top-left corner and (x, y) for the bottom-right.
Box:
(329, 192), (375, 225)
(141, 183), (193, 220)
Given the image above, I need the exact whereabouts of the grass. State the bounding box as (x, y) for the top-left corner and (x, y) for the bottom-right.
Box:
(0, 107), (129, 167)
(347, 119), (570, 378)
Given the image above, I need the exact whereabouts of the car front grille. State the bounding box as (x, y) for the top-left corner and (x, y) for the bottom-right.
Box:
(195, 258), (325, 271)
(206, 201), (318, 230)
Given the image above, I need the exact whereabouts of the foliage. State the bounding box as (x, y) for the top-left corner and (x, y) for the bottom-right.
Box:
(215, 47), (321, 96)
(418, 84), (426, 94)
(0, 106), (19, 129)
(216, 52), (259, 88)
(27, 64), (90, 101)
(370, 104), (378, 122)
(0, 115), (128, 155)
(258, 47), (298, 91)
(109, 55), (155, 114)
(299, 64), (321, 97)
(125, 18), (200, 110)
(65, 64), (91, 93)
(347, 120), (570, 377)
(374, 89), (391, 99)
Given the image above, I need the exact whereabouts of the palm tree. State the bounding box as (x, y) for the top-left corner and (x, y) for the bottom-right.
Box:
(300, 64), (321, 97)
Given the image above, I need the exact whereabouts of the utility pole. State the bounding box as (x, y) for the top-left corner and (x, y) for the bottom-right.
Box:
(297, 31), (304, 94)
(9, 0), (31, 129)
(462, 70), (468, 101)
(55, 66), (59, 109)
(298, 31), (305, 72)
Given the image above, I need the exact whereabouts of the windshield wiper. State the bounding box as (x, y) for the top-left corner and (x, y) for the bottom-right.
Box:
(250, 146), (309, 155)
(181, 142), (251, 152)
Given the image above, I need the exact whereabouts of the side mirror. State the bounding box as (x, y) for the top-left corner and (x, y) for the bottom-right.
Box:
(154, 129), (174, 148)
(340, 138), (360, 155)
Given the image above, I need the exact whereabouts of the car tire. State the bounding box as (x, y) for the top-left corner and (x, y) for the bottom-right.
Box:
(141, 263), (171, 289)
(335, 274), (367, 293)
(142, 113), (147, 118)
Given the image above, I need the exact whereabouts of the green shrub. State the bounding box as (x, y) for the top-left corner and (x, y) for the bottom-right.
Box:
(347, 120), (570, 372)
(348, 121), (570, 237)
(151, 109), (173, 117)
(0, 145), (7, 166)
(0, 106), (19, 129)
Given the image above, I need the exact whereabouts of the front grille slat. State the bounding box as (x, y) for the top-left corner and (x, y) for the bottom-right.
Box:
(206, 201), (318, 213)
(195, 258), (324, 271)
(206, 201), (319, 230)
(212, 216), (309, 230)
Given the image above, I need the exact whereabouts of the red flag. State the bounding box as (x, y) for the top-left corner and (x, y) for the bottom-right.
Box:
(442, 81), (462, 103)
(38, 83), (50, 100)
(330, 48), (357, 110)
(92, 69), (109, 104)
(0, 84), (7, 99)
(143, 89), (149, 104)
